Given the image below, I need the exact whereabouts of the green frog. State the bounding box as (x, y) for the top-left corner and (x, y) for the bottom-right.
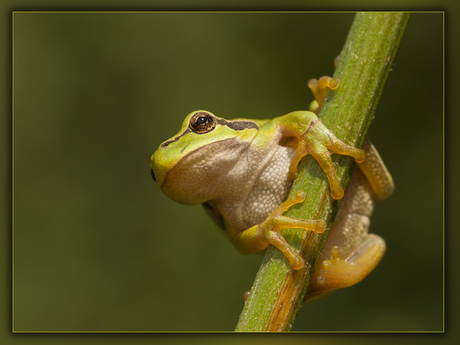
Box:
(150, 76), (394, 301)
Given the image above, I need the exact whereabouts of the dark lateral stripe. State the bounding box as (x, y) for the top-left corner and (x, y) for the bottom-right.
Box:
(216, 118), (259, 131)
(161, 117), (259, 148)
(161, 127), (192, 147)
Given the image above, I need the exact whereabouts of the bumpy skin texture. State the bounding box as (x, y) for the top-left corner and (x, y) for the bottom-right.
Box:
(304, 139), (394, 303)
(302, 76), (394, 302)
(151, 74), (393, 298)
(151, 108), (365, 270)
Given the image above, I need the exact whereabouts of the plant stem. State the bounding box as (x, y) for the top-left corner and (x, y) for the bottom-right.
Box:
(235, 12), (409, 332)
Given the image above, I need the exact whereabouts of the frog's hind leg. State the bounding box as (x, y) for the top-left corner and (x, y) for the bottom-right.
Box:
(304, 234), (386, 303)
(303, 139), (393, 303)
(358, 139), (395, 201)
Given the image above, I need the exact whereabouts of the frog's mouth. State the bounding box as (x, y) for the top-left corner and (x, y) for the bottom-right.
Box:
(151, 169), (156, 182)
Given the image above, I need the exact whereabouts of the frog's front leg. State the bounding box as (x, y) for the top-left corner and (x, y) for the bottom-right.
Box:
(277, 111), (365, 200)
(304, 139), (394, 303)
(232, 191), (326, 270)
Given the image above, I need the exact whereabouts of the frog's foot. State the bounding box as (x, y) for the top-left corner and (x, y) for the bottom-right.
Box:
(304, 234), (386, 303)
(288, 120), (365, 200)
(308, 76), (340, 113)
(256, 191), (326, 270)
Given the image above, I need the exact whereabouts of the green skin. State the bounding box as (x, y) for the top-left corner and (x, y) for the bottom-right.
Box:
(151, 109), (394, 301)
(151, 72), (394, 301)
(151, 110), (366, 271)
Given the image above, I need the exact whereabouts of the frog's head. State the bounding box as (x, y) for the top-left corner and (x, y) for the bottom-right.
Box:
(150, 110), (259, 204)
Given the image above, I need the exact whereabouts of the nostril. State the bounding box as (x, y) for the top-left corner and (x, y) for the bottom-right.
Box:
(151, 169), (156, 182)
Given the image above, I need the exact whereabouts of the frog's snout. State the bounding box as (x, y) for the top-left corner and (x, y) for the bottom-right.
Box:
(151, 169), (156, 182)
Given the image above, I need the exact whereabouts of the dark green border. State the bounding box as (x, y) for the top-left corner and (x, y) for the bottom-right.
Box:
(2, 1), (456, 344)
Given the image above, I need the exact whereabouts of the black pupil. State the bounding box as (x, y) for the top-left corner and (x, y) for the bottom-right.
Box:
(196, 116), (208, 125)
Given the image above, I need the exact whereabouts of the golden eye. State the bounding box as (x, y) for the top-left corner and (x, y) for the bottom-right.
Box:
(189, 112), (216, 134)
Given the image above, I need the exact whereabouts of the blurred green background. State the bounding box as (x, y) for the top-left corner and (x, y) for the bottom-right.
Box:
(12, 12), (442, 332)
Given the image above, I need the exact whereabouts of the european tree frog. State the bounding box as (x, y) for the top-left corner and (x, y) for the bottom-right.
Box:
(150, 76), (394, 301)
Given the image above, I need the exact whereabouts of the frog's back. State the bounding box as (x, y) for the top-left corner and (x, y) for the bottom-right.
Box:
(206, 120), (296, 235)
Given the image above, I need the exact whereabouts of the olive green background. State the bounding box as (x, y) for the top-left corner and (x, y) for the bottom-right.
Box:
(0, 1), (457, 345)
(10, 12), (443, 333)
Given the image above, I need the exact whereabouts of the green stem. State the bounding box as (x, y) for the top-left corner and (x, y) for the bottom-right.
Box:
(235, 12), (409, 332)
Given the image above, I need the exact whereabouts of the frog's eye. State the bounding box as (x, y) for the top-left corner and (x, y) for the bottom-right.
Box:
(189, 112), (216, 134)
